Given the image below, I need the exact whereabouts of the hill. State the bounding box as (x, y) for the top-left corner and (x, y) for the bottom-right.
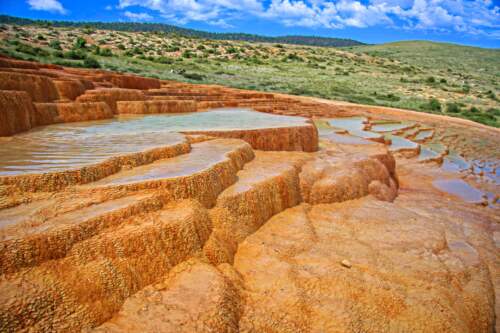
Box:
(0, 23), (498, 127)
(0, 14), (364, 48)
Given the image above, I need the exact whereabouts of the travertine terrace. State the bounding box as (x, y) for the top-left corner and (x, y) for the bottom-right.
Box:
(0, 56), (499, 333)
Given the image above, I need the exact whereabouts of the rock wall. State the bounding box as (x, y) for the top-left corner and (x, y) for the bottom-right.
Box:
(0, 71), (59, 102)
(33, 102), (114, 125)
(53, 79), (88, 101)
(116, 100), (196, 114)
(76, 88), (148, 113)
(184, 124), (319, 152)
(0, 90), (35, 136)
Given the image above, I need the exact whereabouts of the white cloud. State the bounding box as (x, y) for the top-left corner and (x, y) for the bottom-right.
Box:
(116, 0), (500, 37)
(123, 11), (154, 21)
(27, 0), (67, 14)
(105, 5), (113, 10)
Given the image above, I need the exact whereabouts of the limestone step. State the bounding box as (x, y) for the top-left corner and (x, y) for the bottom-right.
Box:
(0, 200), (212, 332)
(92, 259), (240, 333)
(84, 139), (255, 206)
(0, 130), (190, 192)
(203, 150), (312, 264)
(0, 191), (164, 274)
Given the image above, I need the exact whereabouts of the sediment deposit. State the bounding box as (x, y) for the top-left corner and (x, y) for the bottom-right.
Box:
(0, 56), (498, 333)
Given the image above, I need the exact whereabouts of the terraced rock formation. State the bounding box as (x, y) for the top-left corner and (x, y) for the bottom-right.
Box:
(0, 56), (498, 333)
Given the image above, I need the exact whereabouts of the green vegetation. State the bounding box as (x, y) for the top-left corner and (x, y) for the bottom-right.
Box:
(0, 23), (498, 127)
(0, 14), (363, 48)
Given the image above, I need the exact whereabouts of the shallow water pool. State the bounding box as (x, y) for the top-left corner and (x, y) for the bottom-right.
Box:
(0, 108), (308, 176)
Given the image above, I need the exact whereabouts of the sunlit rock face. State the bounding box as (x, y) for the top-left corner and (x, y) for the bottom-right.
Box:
(0, 57), (498, 333)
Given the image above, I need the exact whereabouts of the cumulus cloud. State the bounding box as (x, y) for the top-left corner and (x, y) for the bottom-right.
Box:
(116, 0), (500, 37)
(27, 0), (67, 14)
(123, 11), (154, 21)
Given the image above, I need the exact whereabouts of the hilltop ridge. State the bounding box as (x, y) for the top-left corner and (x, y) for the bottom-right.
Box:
(0, 14), (364, 48)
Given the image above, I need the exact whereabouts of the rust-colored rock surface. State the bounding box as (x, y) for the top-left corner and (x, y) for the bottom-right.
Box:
(33, 101), (113, 125)
(0, 57), (498, 333)
(184, 124), (319, 152)
(0, 71), (59, 102)
(116, 100), (196, 114)
(0, 90), (35, 136)
(76, 88), (148, 113)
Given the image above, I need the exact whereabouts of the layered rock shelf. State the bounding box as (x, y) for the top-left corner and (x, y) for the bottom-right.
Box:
(0, 56), (499, 333)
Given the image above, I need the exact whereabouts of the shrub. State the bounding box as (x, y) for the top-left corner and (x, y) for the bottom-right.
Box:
(117, 44), (125, 50)
(64, 49), (87, 60)
(469, 106), (480, 113)
(83, 57), (101, 68)
(36, 34), (46, 40)
(100, 48), (113, 57)
(74, 37), (86, 49)
(49, 40), (62, 50)
(486, 90), (497, 100)
(15, 43), (49, 57)
(446, 102), (461, 113)
(182, 50), (194, 58)
(181, 72), (204, 80)
(155, 56), (173, 64)
(421, 98), (441, 112)
(486, 108), (500, 116)
(52, 50), (63, 58)
(426, 76), (436, 84)
(165, 46), (180, 52)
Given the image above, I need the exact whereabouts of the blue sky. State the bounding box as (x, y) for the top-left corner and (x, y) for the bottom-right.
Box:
(1, 0), (499, 47)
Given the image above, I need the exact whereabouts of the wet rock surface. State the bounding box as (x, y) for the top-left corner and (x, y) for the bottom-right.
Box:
(0, 57), (498, 332)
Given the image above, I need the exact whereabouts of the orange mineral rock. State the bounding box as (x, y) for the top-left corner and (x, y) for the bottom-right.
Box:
(0, 90), (35, 136)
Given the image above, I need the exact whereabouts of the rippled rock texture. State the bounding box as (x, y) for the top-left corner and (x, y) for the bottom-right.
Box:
(0, 57), (498, 333)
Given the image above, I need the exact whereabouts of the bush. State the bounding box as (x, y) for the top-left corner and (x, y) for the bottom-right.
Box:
(284, 53), (303, 62)
(165, 46), (180, 52)
(52, 50), (63, 58)
(446, 102), (461, 113)
(49, 40), (62, 50)
(426, 76), (436, 84)
(181, 72), (204, 81)
(469, 106), (480, 113)
(83, 57), (101, 68)
(486, 90), (497, 100)
(421, 98), (441, 112)
(486, 108), (500, 116)
(64, 49), (87, 60)
(100, 48), (113, 57)
(15, 43), (49, 57)
(182, 50), (194, 58)
(74, 37), (86, 49)
(117, 44), (125, 50)
(156, 56), (174, 64)
(36, 34), (46, 40)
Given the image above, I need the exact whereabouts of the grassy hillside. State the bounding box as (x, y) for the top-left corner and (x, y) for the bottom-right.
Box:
(0, 15), (363, 48)
(0, 23), (498, 127)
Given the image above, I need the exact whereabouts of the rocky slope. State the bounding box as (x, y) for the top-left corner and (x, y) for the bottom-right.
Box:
(0, 56), (498, 332)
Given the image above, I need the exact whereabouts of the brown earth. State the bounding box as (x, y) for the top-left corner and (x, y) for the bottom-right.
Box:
(0, 56), (498, 333)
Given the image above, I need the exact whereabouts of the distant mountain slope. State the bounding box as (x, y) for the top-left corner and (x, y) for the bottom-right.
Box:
(0, 14), (364, 48)
(351, 40), (499, 73)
